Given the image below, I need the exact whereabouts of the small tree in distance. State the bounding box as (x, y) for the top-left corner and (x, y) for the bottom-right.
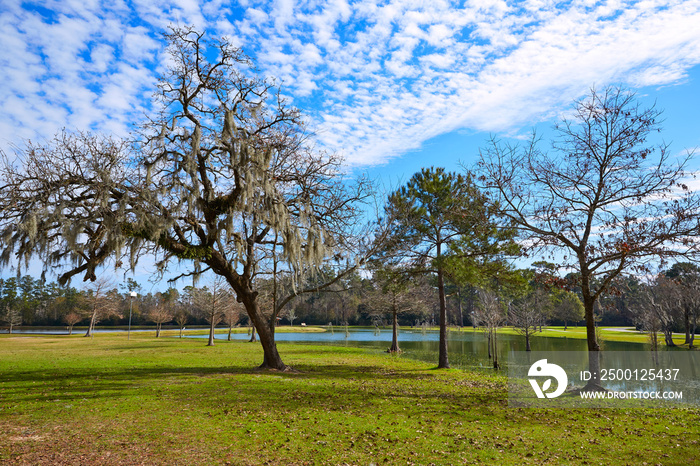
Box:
(368, 265), (420, 353)
(174, 307), (189, 338)
(1, 305), (22, 333)
(224, 302), (242, 341)
(285, 308), (296, 327)
(474, 290), (505, 368)
(510, 289), (549, 351)
(478, 86), (700, 389)
(83, 278), (120, 338)
(63, 310), (82, 335)
(665, 262), (700, 347)
(193, 277), (236, 346)
(553, 290), (585, 330)
(148, 303), (172, 338)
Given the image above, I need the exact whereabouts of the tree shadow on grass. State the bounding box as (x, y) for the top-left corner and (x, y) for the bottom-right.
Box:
(0, 359), (503, 411)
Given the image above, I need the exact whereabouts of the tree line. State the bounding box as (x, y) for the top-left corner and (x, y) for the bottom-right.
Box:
(0, 275), (246, 341)
(4, 260), (699, 355)
(1, 27), (699, 378)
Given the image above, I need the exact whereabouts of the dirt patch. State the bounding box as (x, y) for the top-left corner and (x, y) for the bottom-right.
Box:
(9, 435), (45, 442)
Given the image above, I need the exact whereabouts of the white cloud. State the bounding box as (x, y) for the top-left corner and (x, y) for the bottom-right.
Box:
(1, 0), (700, 168)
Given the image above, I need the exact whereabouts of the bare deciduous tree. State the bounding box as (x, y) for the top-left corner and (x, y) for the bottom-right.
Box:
(367, 266), (429, 353)
(224, 301), (243, 341)
(510, 289), (549, 351)
(665, 262), (700, 348)
(640, 275), (680, 348)
(284, 308), (296, 327)
(1, 305), (22, 333)
(193, 277), (237, 346)
(83, 278), (120, 338)
(635, 276), (682, 365)
(474, 290), (506, 369)
(174, 307), (190, 338)
(148, 303), (173, 338)
(479, 86), (700, 388)
(63, 310), (82, 335)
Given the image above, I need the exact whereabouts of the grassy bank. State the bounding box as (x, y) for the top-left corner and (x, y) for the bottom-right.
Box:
(1, 334), (697, 465)
(447, 325), (690, 347)
(17, 324), (690, 347)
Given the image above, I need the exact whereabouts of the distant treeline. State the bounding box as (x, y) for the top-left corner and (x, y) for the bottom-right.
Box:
(2, 261), (697, 347)
(0, 266), (681, 331)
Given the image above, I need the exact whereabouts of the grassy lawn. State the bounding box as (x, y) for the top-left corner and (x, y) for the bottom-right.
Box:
(0, 334), (697, 465)
(444, 325), (690, 347)
(430, 324), (690, 348)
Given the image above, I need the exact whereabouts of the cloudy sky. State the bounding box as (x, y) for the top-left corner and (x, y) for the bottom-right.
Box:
(2, 1), (700, 170)
(2, 0), (700, 287)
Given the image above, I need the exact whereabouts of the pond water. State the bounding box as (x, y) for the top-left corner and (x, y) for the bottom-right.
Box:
(6, 327), (161, 335)
(13, 325), (697, 401)
(192, 327), (655, 370)
(210, 328), (699, 403)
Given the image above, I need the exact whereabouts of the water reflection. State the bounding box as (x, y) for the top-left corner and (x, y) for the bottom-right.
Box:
(186, 327), (657, 370)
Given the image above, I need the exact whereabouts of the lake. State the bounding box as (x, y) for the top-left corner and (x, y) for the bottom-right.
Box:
(214, 328), (699, 404)
(193, 326), (654, 370)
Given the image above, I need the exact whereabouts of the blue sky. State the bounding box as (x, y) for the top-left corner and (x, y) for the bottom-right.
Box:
(2, 0), (700, 291)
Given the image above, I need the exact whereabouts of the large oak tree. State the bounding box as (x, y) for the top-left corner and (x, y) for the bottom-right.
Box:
(0, 28), (370, 370)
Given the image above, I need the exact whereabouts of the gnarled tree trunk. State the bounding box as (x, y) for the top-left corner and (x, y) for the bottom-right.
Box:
(238, 292), (287, 370)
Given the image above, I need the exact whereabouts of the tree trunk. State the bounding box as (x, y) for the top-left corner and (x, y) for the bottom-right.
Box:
(85, 311), (97, 337)
(241, 294), (287, 370)
(179, 327), (183, 338)
(388, 307), (400, 353)
(156, 323), (161, 338)
(689, 312), (697, 349)
(457, 287), (464, 327)
(487, 330), (492, 359)
(663, 328), (676, 347)
(228, 323), (233, 341)
(437, 251), (449, 368)
(219, 269), (288, 370)
(207, 318), (216, 346)
(256, 322), (286, 370)
(582, 289), (604, 391)
(525, 331), (531, 352)
(650, 329), (659, 366)
(492, 329), (500, 369)
(68, 325), (74, 335)
(249, 325), (257, 342)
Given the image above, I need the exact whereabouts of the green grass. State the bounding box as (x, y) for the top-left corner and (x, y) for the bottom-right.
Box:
(493, 325), (691, 347)
(0, 334), (697, 465)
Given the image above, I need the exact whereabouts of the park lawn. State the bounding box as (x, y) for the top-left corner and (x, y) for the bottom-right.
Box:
(0, 334), (697, 465)
(471, 326), (691, 347)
